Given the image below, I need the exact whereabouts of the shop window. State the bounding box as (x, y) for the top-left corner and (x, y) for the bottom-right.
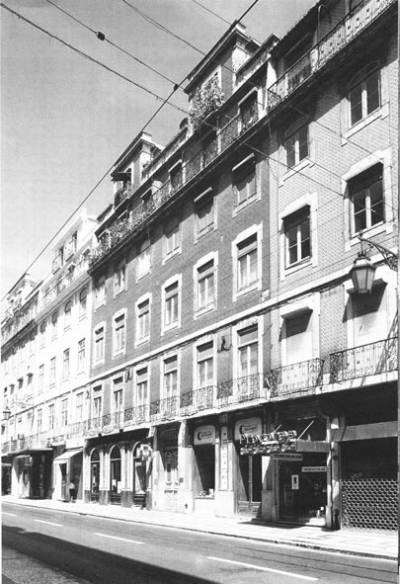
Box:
(164, 447), (178, 487)
(112, 312), (126, 356)
(93, 325), (105, 364)
(349, 68), (380, 127)
(349, 164), (384, 235)
(194, 444), (215, 497)
(232, 156), (257, 208)
(90, 450), (100, 497)
(284, 207), (311, 267)
(110, 446), (121, 500)
(285, 125), (309, 168)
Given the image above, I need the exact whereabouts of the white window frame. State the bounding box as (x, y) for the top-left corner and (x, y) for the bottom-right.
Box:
(113, 261), (126, 296)
(232, 224), (262, 301)
(160, 351), (181, 401)
(161, 274), (182, 335)
(79, 287), (88, 319)
(348, 67), (381, 128)
(232, 154), (259, 214)
(75, 391), (84, 422)
(193, 335), (216, 390)
(49, 356), (56, 386)
(94, 276), (106, 309)
(64, 300), (72, 330)
(232, 316), (263, 387)
(342, 148), (393, 250)
(136, 239), (152, 280)
(193, 251), (218, 317)
(111, 374), (125, 414)
(112, 309), (127, 358)
(93, 321), (106, 366)
(134, 363), (150, 408)
(77, 338), (86, 372)
(279, 192), (318, 279)
(60, 397), (69, 427)
(91, 384), (103, 419)
(284, 123), (309, 168)
(279, 294), (320, 366)
(163, 221), (181, 263)
(135, 293), (151, 346)
(62, 348), (70, 380)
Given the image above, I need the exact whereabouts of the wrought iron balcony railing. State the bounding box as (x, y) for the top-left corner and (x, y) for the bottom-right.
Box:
(268, 0), (394, 107)
(124, 404), (149, 425)
(329, 337), (398, 383)
(180, 385), (215, 415)
(268, 358), (324, 397)
(150, 396), (179, 422)
(216, 373), (266, 408)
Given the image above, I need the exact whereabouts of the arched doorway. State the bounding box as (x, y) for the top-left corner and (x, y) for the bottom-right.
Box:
(133, 443), (147, 508)
(90, 449), (100, 502)
(110, 445), (121, 504)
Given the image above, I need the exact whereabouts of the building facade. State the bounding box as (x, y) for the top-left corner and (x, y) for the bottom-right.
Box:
(2, 0), (398, 530)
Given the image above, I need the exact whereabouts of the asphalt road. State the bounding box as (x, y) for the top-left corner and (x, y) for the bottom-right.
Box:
(2, 501), (396, 584)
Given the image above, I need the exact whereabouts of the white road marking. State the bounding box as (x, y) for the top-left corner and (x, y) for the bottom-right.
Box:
(34, 519), (62, 527)
(94, 532), (144, 545)
(2, 512), (17, 517)
(207, 556), (319, 581)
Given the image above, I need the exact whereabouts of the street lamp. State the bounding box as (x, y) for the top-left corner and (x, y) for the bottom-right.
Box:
(350, 235), (399, 583)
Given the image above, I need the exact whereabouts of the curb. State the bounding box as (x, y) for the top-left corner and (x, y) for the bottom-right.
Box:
(3, 499), (396, 562)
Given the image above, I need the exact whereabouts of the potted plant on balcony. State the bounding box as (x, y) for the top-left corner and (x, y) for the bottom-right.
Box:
(190, 76), (224, 132)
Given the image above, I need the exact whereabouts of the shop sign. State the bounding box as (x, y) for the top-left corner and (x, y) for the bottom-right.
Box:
(234, 417), (262, 441)
(240, 429), (297, 456)
(302, 466), (327, 473)
(291, 474), (299, 490)
(274, 453), (303, 461)
(194, 425), (215, 445)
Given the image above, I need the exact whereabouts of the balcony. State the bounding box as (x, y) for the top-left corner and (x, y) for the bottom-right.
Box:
(268, 0), (395, 107)
(124, 404), (149, 425)
(268, 358), (324, 398)
(329, 337), (398, 384)
(41, 253), (90, 310)
(216, 373), (266, 408)
(2, 431), (51, 455)
(180, 385), (215, 416)
(150, 396), (179, 422)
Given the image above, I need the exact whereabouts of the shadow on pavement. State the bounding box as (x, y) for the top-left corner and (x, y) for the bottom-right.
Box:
(2, 525), (218, 584)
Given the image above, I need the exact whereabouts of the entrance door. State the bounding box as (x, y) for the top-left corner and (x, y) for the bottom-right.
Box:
(279, 459), (327, 524)
(133, 459), (146, 507)
(60, 463), (67, 500)
(237, 453), (262, 517)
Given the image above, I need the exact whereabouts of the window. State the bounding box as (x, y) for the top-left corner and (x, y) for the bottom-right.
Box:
(350, 285), (386, 346)
(282, 311), (312, 365)
(38, 365), (44, 393)
(137, 240), (151, 279)
(79, 287), (88, 318)
(163, 355), (178, 398)
(114, 263), (126, 295)
(349, 69), (380, 126)
(77, 338), (86, 372)
(113, 312), (126, 356)
(136, 297), (150, 343)
(92, 386), (102, 418)
(75, 392), (83, 421)
(285, 125), (309, 168)
(94, 277), (106, 308)
(135, 367), (148, 406)
(237, 233), (259, 291)
(50, 357), (56, 385)
(64, 301), (72, 329)
(196, 341), (214, 388)
(233, 156), (256, 208)
(112, 377), (124, 412)
(194, 188), (215, 238)
(164, 222), (181, 259)
(349, 164), (384, 234)
(170, 163), (182, 192)
(51, 311), (58, 338)
(284, 207), (311, 267)
(196, 259), (216, 313)
(61, 398), (68, 426)
(202, 132), (217, 168)
(94, 325), (105, 364)
(48, 404), (55, 430)
(40, 320), (46, 347)
(239, 92), (258, 133)
(36, 409), (43, 433)
(163, 279), (180, 330)
(62, 348), (70, 379)
(237, 325), (258, 378)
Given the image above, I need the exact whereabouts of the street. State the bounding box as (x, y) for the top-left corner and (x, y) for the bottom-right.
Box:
(2, 502), (396, 584)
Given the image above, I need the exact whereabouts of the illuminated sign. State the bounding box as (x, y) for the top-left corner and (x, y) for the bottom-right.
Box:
(194, 425), (216, 445)
(234, 417), (262, 441)
(239, 430), (297, 455)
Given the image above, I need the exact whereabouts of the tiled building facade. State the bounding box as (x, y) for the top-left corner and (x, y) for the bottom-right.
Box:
(2, 0), (398, 530)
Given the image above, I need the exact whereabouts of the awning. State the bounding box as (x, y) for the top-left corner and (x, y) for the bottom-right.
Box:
(53, 448), (83, 464)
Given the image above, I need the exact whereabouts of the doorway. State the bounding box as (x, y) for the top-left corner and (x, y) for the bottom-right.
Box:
(90, 449), (100, 502)
(237, 451), (262, 517)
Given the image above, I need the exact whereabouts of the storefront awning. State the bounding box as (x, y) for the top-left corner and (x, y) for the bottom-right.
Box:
(53, 448), (83, 464)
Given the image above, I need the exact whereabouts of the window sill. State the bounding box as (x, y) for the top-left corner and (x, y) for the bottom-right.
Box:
(162, 248), (182, 265)
(93, 360), (105, 368)
(284, 257), (312, 276)
(195, 495), (215, 500)
(194, 304), (216, 319)
(94, 302), (106, 311)
(135, 337), (150, 348)
(113, 288), (127, 299)
(234, 281), (260, 301)
(112, 351), (126, 360)
(345, 222), (389, 251)
(232, 194), (258, 217)
(342, 105), (389, 144)
(136, 269), (151, 282)
(195, 225), (215, 242)
(161, 323), (180, 336)
(280, 158), (313, 186)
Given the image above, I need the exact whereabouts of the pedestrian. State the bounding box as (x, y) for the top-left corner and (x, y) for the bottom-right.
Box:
(68, 479), (76, 502)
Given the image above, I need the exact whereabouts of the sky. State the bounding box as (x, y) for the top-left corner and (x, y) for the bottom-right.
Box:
(1, 0), (316, 299)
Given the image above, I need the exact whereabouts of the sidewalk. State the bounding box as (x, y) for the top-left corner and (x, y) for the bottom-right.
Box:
(2, 495), (397, 561)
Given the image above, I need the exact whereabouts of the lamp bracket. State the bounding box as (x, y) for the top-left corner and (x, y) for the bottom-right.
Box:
(358, 236), (398, 272)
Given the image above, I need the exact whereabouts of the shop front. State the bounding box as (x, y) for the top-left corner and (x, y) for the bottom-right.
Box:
(192, 424), (216, 516)
(153, 425), (180, 512)
(235, 416), (263, 518)
(11, 450), (53, 499)
(53, 448), (83, 501)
